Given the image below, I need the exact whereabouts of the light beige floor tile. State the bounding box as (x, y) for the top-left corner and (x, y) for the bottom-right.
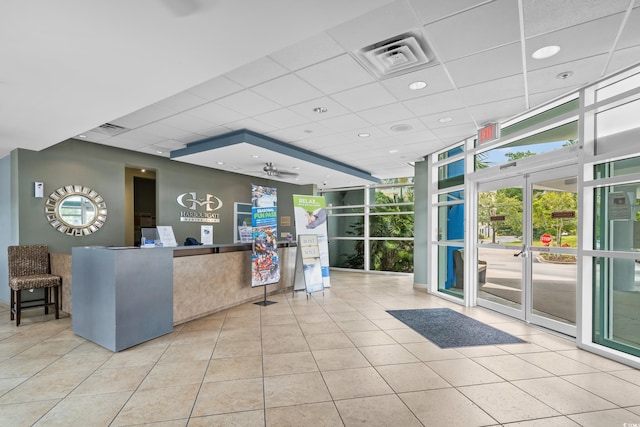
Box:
(306, 332), (354, 350)
(298, 321), (342, 335)
(335, 319), (379, 332)
(402, 341), (466, 361)
(497, 342), (549, 354)
(455, 345), (509, 358)
(359, 343), (419, 365)
(18, 339), (82, 357)
(312, 347), (371, 371)
(335, 394), (422, 427)
(568, 408), (640, 426)
(459, 382), (559, 423)
(70, 365), (152, 396)
(400, 388), (497, 426)
(376, 362), (450, 392)
(503, 416), (580, 426)
(0, 377), (27, 396)
(191, 378), (264, 417)
(171, 330), (219, 345)
(322, 367), (393, 400)
(628, 405), (640, 416)
(211, 338), (262, 358)
(139, 360), (208, 389)
(557, 349), (632, 371)
(179, 315), (224, 332)
(188, 410), (264, 426)
(262, 323), (304, 338)
(0, 399), (59, 427)
(262, 335), (309, 354)
(159, 341), (214, 362)
(328, 311), (366, 322)
(474, 354), (553, 380)
(295, 313), (333, 324)
(427, 358), (503, 386)
(369, 317), (410, 330)
(384, 328), (428, 343)
(517, 352), (599, 376)
(261, 314), (298, 326)
(33, 391), (131, 426)
(264, 372), (331, 408)
(37, 350), (111, 375)
(611, 369), (640, 386)
(522, 334), (577, 351)
(346, 330), (396, 346)
(100, 345), (166, 369)
(263, 351), (318, 376)
(0, 355), (61, 378)
(217, 327), (260, 342)
(266, 401), (342, 427)
(562, 372), (640, 406)
(204, 355), (263, 382)
(111, 384), (200, 426)
(0, 370), (89, 404)
(513, 377), (617, 414)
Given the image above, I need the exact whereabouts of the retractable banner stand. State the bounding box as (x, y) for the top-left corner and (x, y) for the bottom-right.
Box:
(293, 195), (331, 287)
(251, 184), (279, 305)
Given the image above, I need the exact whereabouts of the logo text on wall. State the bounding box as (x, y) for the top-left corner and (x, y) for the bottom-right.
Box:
(176, 192), (223, 223)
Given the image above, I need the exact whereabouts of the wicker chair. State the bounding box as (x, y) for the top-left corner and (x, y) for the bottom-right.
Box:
(8, 245), (61, 326)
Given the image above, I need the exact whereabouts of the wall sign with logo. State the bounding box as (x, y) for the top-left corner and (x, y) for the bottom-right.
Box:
(176, 192), (223, 223)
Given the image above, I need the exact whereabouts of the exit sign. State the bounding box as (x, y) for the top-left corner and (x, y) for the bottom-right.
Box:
(478, 123), (500, 144)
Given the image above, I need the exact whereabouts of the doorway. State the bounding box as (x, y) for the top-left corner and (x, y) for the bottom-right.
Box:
(476, 165), (578, 336)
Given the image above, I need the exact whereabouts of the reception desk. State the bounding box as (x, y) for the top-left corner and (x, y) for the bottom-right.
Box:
(65, 243), (296, 350)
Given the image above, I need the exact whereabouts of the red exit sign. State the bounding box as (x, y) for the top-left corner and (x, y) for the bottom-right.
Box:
(478, 123), (500, 144)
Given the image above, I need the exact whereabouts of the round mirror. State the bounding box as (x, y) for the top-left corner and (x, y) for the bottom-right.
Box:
(45, 185), (108, 236)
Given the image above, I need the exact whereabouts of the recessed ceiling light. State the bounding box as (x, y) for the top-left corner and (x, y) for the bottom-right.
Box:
(251, 155), (260, 158)
(313, 107), (328, 114)
(556, 71), (573, 79)
(216, 161), (224, 165)
(155, 150), (164, 154)
(358, 132), (370, 138)
(304, 129), (313, 134)
(390, 124), (413, 132)
(293, 166), (300, 170)
(389, 149), (399, 154)
(438, 117), (453, 123)
(532, 45), (560, 59)
(78, 134), (87, 138)
(141, 169), (146, 173)
(408, 81), (427, 90)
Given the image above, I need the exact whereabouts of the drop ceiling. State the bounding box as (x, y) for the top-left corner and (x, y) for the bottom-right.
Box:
(2, 0), (640, 186)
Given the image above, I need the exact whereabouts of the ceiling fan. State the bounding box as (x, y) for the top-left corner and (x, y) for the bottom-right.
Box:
(262, 162), (299, 178)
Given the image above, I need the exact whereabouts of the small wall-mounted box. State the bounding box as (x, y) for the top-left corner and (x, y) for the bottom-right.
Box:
(34, 182), (44, 198)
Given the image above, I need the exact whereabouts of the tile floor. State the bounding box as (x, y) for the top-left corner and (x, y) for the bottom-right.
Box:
(1, 271), (640, 426)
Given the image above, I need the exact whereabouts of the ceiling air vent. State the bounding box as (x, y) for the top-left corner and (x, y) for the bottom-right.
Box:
(92, 122), (130, 136)
(355, 32), (435, 79)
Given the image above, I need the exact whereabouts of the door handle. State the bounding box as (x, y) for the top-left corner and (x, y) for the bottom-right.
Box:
(514, 245), (526, 257)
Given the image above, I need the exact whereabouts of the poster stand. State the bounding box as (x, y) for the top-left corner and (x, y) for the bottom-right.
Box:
(292, 234), (324, 298)
(254, 285), (277, 306)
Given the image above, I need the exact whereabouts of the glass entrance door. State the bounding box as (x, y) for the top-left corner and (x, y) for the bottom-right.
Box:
(476, 167), (578, 336)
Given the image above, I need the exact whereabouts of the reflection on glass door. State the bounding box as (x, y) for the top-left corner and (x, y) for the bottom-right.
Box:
(476, 167), (578, 336)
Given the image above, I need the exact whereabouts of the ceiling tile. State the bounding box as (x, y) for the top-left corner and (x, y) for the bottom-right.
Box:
(186, 76), (244, 101)
(456, 74), (525, 106)
(606, 45), (640, 76)
(419, 108), (475, 129)
(430, 122), (478, 141)
(268, 122), (334, 142)
(411, 0), (488, 24)
(618, 6), (640, 49)
(253, 108), (310, 129)
(216, 90), (281, 116)
(195, 126), (233, 139)
(403, 90), (465, 116)
(225, 117), (279, 134)
(161, 112), (217, 133)
(289, 96), (351, 120)
(523, 0), (630, 38)
(295, 54), (375, 94)
(527, 54), (608, 94)
(136, 122), (192, 139)
(110, 105), (176, 129)
(320, 113), (372, 132)
(187, 102), (247, 125)
(380, 65), (455, 100)
(252, 74), (324, 106)
(424, 0), (520, 62)
(358, 103), (415, 125)
(147, 92), (209, 116)
(526, 14), (624, 71)
(269, 32), (346, 71)
(328, 0), (420, 51)
(468, 97), (527, 124)
(379, 117), (428, 137)
(224, 57), (289, 87)
(331, 82), (396, 112)
(445, 42), (523, 88)
(529, 87), (580, 109)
